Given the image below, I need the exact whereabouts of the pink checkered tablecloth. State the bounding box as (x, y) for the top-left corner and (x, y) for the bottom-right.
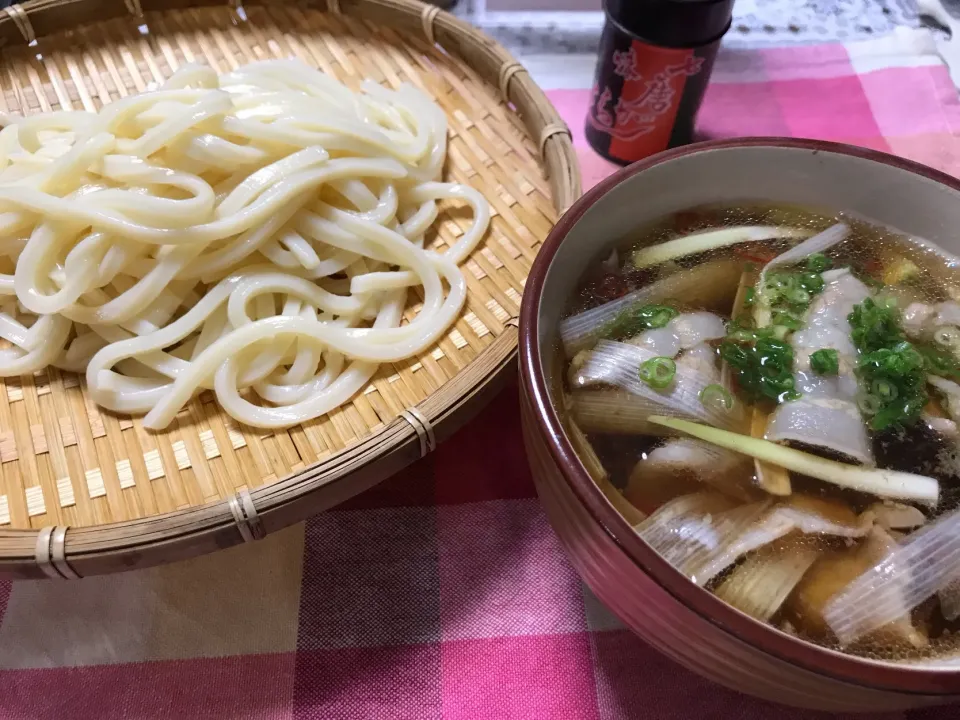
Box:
(2, 28), (960, 720)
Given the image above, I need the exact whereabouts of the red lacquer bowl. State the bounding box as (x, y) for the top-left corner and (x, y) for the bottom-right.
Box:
(519, 138), (960, 711)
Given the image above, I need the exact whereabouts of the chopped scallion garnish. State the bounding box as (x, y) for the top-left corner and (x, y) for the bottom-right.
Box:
(810, 348), (839, 376)
(728, 328), (758, 343)
(784, 285), (811, 304)
(699, 384), (735, 412)
(768, 325), (791, 341)
(601, 303), (679, 341)
(848, 298), (927, 430)
(726, 258), (834, 405)
(918, 344), (960, 381)
(872, 378), (898, 401)
(934, 326), (960, 350)
(798, 271), (825, 294)
(720, 334), (796, 403)
(857, 392), (883, 417)
(772, 311), (802, 331)
(639, 356), (677, 389)
(806, 252), (833, 273)
(849, 297), (904, 354)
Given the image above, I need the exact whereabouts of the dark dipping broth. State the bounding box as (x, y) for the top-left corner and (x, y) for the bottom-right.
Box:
(556, 203), (960, 664)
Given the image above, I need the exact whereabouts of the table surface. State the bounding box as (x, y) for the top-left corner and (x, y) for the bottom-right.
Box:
(452, 0), (928, 55)
(3, 16), (960, 720)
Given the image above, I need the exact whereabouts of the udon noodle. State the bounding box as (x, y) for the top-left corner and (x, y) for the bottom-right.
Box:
(0, 60), (490, 429)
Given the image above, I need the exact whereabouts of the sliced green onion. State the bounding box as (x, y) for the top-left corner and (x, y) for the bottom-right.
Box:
(849, 298), (928, 430)
(772, 312), (802, 331)
(857, 393), (882, 416)
(784, 286), (811, 304)
(728, 329), (758, 343)
(806, 253), (833, 273)
(919, 344), (960, 381)
(719, 335), (797, 403)
(872, 379), (898, 401)
(639, 356), (676, 389)
(699, 384), (734, 412)
(645, 305), (680, 329)
(933, 326), (960, 348)
(602, 303), (679, 340)
(766, 275), (790, 293)
(768, 325), (791, 341)
(877, 294), (899, 310)
(744, 287), (756, 306)
(809, 348), (839, 376)
(798, 272), (825, 295)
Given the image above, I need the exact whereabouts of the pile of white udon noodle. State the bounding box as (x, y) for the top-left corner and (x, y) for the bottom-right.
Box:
(0, 60), (490, 430)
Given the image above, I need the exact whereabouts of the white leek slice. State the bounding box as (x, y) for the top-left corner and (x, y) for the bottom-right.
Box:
(631, 226), (813, 270)
(625, 311), (727, 358)
(574, 341), (743, 431)
(935, 302), (960, 328)
(928, 375), (960, 422)
(758, 223), (849, 277)
(558, 258), (742, 357)
(693, 495), (872, 586)
(715, 538), (821, 622)
(635, 492), (745, 582)
(766, 268), (875, 466)
(646, 415), (940, 505)
(788, 526), (926, 648)
(941, 578), (960, 621)
(637, 492), (871, 587)
(687, 501), (794, 586)
(634, 491), (736, 529)
(924, 413), (958, 440)
(824, 508), (960, 645)
(571, 390), (678, 436)
(755, 222), (850, 327)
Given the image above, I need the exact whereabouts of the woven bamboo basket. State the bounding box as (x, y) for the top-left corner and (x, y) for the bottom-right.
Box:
(0, 0), (580, 578)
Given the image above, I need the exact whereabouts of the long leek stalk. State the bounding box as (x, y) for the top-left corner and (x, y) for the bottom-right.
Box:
(647, 415), (939, 505)
(631, 226), (813, 270)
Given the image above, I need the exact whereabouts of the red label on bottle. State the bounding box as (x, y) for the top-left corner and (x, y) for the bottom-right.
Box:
(588, 39), (706, 163)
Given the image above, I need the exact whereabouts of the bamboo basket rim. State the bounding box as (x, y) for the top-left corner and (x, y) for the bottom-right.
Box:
(0, 0), (581, 578)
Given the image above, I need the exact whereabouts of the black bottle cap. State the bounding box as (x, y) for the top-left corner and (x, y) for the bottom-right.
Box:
(605, 0), (736, 49)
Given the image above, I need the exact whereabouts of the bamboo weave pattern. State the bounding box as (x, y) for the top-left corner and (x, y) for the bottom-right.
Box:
(0, 1), (564, 536)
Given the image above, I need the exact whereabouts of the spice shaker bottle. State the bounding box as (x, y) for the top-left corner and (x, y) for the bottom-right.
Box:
(586, 0), (735, 165)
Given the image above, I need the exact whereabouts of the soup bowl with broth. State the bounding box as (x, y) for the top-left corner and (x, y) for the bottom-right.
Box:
(519, 138), (960, 711)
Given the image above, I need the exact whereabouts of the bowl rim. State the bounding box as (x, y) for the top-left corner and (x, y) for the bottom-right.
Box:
(519, 136), (960, 695)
